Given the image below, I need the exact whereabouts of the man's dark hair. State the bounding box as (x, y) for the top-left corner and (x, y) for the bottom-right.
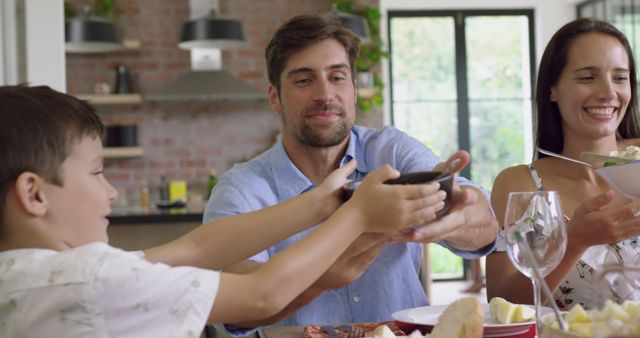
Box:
(0, 84), (103, 227)
(265, 14), (361, 93)
(536, 18), (640, 157)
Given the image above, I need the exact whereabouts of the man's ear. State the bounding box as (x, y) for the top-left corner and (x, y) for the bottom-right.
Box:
(268, 84), (282, 112)
(14, 172), (48, 217)
(550, 86), (558, 102)
(353, 79), (358, 103)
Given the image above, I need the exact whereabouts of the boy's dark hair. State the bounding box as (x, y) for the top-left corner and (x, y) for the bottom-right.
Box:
(536, 18), (640, 157)
(0, 84), (103, 226)
(265, 13), (361, 93)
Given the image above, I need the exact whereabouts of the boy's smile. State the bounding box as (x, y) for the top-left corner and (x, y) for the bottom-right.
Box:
(42, 135), (118, 248)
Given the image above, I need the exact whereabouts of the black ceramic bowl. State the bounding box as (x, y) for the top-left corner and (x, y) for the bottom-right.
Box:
(342, 171), (454, 218)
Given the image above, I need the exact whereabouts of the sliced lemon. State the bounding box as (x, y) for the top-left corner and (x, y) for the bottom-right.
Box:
(489, 297), (516, 324)
(514, 304), (535, 322)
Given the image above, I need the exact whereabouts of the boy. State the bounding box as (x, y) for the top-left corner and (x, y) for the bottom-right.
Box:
(0, 85), (441, 337)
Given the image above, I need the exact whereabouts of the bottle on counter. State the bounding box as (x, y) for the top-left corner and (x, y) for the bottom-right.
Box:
(159, 176), (169, 202)
(206, 169), (218, 200)
(169, 180), (187, 205)
(139, 180), (150, 208)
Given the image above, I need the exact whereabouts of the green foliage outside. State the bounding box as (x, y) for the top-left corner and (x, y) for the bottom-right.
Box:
(429, 243), (463, 278)
(390, 15), (532, 192)
(466, 16), (532, 191)
(392, 15), (534, 278)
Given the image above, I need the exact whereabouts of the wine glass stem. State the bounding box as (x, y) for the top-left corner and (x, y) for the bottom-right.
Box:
(532, 279), (542, 328)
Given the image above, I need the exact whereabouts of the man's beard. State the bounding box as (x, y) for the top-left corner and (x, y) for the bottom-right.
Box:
(290, 102), (352, 148)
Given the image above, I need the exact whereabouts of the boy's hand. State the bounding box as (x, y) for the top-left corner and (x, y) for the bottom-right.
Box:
(316, 160), (358, 220)
(348, 165), (446, 232)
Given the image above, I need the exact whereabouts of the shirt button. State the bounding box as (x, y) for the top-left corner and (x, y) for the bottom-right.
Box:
(353, 296), (360, 303)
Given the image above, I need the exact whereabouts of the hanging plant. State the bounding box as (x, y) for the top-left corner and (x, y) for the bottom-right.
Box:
(64, 0), (115, 19)
(331, 0), (388, 112)
(93, 0), (115, 19)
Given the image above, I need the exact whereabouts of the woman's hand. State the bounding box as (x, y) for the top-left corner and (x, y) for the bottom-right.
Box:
(569, 190), (640, 252)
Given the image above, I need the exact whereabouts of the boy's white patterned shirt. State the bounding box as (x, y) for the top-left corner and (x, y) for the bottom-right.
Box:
(0, 242), (218, 338)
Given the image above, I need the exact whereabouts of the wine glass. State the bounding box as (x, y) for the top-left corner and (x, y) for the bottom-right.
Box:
(504, 191), (567, 325)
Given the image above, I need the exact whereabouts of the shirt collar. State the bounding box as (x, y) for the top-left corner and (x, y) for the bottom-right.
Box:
(270, 141), (314, 199)
(270, 129), (368, 198)
(345, 127), (369, 178)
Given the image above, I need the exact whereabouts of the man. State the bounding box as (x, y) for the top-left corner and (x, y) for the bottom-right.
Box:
(204, 14), (497, 332)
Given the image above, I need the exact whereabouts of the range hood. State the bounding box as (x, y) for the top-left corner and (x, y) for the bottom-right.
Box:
(144, 70), (265, 102)
(145, 0), (265, 102)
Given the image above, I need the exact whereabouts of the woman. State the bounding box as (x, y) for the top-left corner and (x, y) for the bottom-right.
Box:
(487, 18), (640, 309)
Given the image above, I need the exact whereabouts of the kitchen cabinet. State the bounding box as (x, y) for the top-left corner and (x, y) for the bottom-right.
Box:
(107, 206), (204, 250)
(108, 221), (200, 251)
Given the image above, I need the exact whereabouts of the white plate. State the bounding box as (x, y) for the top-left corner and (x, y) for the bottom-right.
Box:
(595, 161), (640, 200)
(392, 304), (535, 337)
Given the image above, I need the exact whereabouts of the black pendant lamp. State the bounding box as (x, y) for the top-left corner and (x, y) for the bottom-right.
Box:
(179, 9), (245, 50)
(65, 7), (122, 53)
(332, 5), (371, 45)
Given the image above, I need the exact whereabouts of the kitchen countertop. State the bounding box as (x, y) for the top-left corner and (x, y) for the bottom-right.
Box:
(108, 203), (205, 225)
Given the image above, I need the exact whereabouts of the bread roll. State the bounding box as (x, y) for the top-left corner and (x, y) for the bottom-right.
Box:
(429, 297), (483, 338)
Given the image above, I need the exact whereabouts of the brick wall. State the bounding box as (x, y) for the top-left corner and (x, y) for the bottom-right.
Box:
(66, 0), (382, 205)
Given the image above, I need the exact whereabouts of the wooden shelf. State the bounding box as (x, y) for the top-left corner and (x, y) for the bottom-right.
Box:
(66, 39), (140, 54)
(122, 39), (140, 51)
(358, 88), (377, 98)
(76, 93), (143, 105)
(104, 147), (144, 158)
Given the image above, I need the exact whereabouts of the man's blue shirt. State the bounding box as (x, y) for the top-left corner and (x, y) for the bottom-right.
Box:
(204, 125), (495, 328)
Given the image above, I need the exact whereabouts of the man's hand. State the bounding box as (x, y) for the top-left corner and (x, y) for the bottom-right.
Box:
(314, 232), (390, 289)
(390, 151), (497, 250)
(433, 150), (469, 174)
(391, 186), (479, 244)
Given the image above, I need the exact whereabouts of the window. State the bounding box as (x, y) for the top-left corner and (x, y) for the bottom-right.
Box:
(388, 10), (535, 279)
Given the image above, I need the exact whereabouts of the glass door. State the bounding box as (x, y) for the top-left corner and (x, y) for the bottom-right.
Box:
(389, 10), (535, 280)
(465, 14), (534, 190)
(390, 16), (459, 160)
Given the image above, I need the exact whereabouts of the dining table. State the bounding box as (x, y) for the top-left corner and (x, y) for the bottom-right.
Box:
(260, 321), (408, 338)
(259, 322), (537, 338)
(261, 326), (306, 338)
